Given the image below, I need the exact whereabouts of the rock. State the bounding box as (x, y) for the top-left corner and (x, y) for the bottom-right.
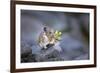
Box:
(53, 42), (62, 52)
(21, 54), (37, 63)
(21, 41), (32, 55)
(75, 53), (89, 60)
(21, 40), (37, 63)
(35, 46), (63, 62)
(31, 45), (41, 54)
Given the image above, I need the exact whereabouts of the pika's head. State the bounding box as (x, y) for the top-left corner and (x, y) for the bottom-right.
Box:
(43, 26), (54, 37)
(43, 26), (54, 38)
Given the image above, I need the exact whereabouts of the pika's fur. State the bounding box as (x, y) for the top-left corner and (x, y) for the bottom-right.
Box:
(38, 26), (56, 49)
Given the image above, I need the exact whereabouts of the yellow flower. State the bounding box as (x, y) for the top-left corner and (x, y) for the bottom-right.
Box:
(54, 30), (62, 40)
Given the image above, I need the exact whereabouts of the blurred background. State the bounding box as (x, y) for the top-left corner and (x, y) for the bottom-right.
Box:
(21, 9), (90, 63)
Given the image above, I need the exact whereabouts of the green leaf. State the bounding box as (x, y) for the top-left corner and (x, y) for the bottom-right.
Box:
(54, 30), (62, 40)
(58, 32), (62, 35)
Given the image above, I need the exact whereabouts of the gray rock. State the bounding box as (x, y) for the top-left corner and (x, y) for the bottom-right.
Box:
(35, 46), (63, 62)
(75, 53), (89, 60)
(31, 45), (41, 54)
(21, 41), (32, 55)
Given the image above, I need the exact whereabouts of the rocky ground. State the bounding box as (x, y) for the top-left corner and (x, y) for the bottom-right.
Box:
(21, 34), (89, 63)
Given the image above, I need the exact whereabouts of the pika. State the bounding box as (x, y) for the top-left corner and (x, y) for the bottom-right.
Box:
(38, 26), (56, 49)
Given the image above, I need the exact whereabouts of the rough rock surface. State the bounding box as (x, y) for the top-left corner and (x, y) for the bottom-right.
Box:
(21, 35), (89, 63)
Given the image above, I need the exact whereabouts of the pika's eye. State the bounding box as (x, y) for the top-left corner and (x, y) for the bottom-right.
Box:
(44, 27), (47, 32)
(49, 32), (52, 34)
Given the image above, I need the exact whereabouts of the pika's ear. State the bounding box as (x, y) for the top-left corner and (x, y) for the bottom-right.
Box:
(43, 27), (47, 32)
